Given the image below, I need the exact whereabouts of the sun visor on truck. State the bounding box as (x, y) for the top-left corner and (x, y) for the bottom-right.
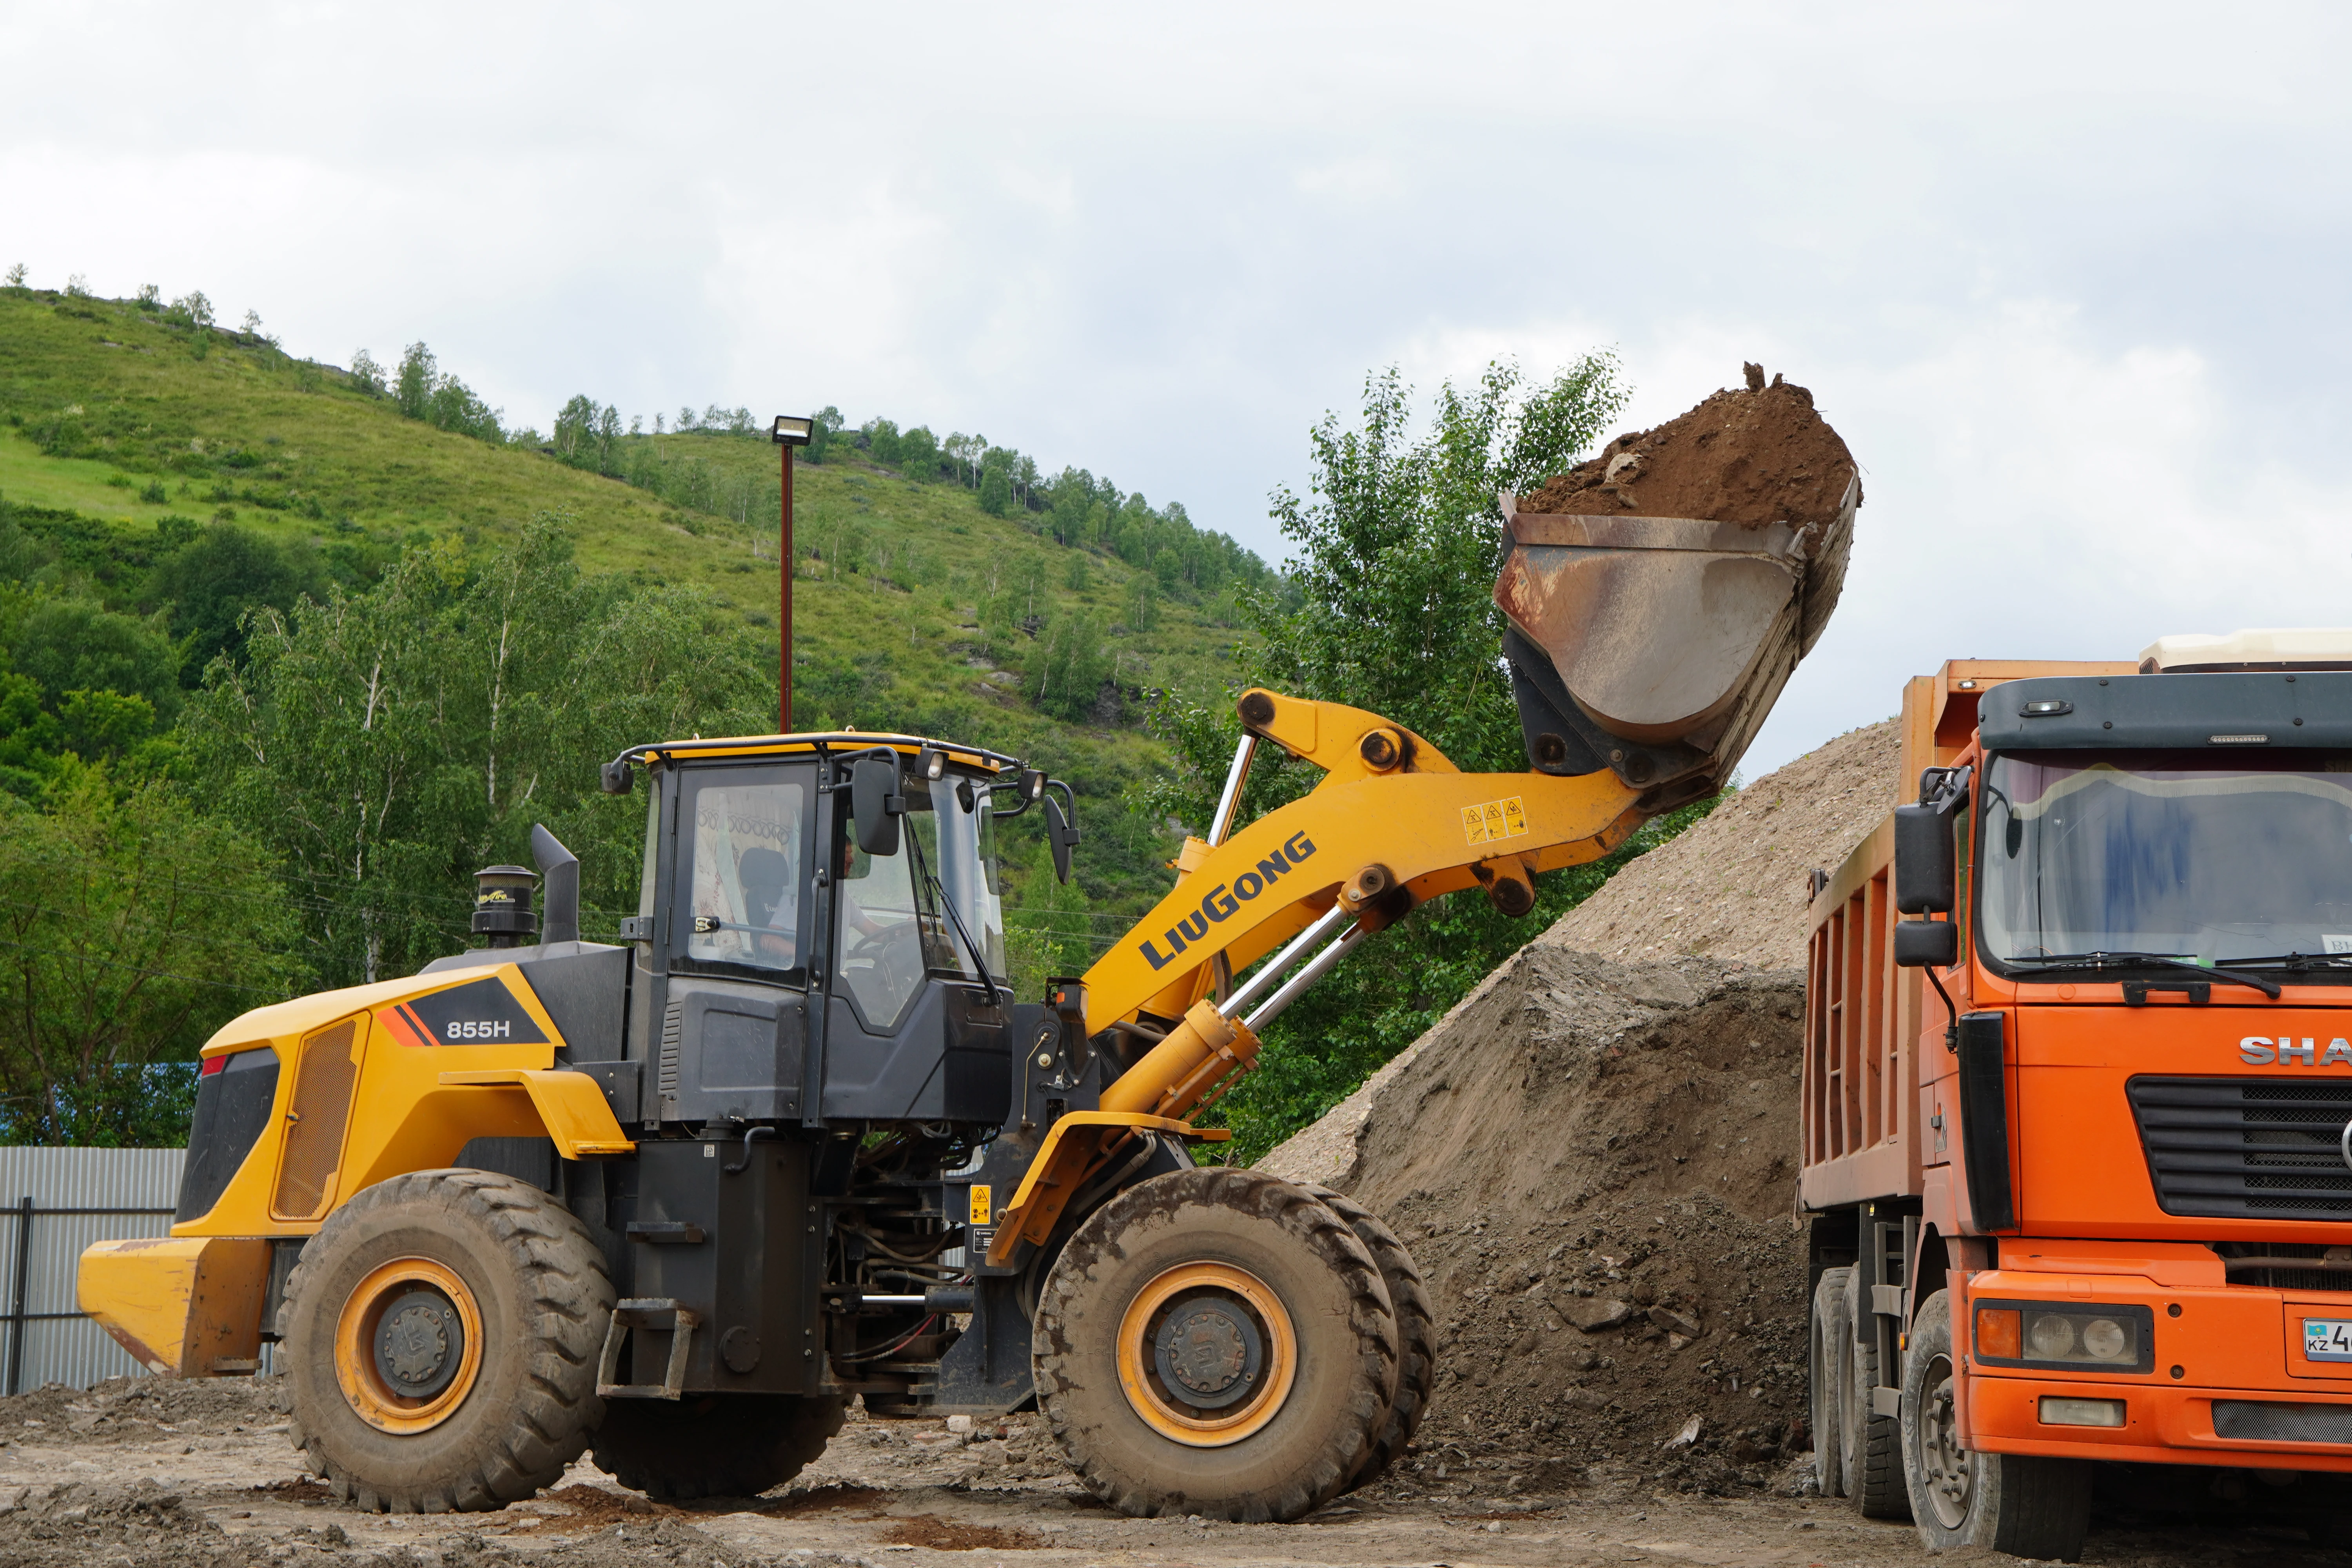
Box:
(1978, 671), (2352, 752)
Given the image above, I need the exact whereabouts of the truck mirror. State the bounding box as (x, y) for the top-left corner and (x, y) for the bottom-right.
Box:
(1043, 796), (1074, 884)
(851, 758), (904, 858)
(1893, 918), (1959, 968)
(1893, 802), (1955, 914)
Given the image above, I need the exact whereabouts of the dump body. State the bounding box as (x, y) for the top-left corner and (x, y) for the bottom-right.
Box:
(1803, 655), (2352, 1486)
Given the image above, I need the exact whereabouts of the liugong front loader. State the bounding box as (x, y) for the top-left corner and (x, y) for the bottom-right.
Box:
(76, 493), (1850, 1519)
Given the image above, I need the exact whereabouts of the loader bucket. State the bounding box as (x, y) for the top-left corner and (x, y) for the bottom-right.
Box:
(1494, 478), (1857, 810)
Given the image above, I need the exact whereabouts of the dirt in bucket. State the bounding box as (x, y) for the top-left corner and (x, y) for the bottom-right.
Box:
(1517, 371), (1861, 542)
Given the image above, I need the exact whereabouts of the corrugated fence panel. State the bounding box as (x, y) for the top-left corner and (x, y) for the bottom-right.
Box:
(0, 1147), (187, 1392)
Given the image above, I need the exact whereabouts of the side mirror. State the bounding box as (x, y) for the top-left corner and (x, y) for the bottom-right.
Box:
(599, 760), (633, 795)
(851, 757), (904, 858)
(1894, 918), (1960, 968)
(1043, 795), (1075, 884)
(1893, 803), (1955, 914)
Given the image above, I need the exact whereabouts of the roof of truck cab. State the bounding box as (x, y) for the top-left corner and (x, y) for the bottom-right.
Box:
(1978, 670), (2352, 752)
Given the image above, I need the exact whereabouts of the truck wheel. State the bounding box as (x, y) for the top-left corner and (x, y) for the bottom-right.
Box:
(1843, 1267), (1911, 1520)
(593, 1392), (848, 1500)
(279, 1169), (613, 1513)
(1901, 1289), (2091, 1560)
(1809, 1267), (1851, 1498)
(1297, 1181), (1437, 1492)
(1033, 1168), (1399, 1522)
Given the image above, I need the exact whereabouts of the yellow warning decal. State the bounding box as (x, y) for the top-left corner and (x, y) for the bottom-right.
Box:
(1461, 796), (1529, 848)
(969, 1185), (993, 1226)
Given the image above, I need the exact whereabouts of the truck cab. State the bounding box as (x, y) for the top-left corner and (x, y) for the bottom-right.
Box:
(1804, 632), (2352, 1557)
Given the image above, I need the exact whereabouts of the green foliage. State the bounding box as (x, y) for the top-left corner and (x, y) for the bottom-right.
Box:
(147, 520), (325, 679)
(977, 461), (1011, 517)
(183, 517), (771, 987)
(7, 593), (181, 721)
(0, 768), (305, 1144)
(395, 343), (503, 443)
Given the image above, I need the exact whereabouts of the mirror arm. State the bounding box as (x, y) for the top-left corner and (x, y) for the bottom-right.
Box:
(1925, 960), (1960, 1053)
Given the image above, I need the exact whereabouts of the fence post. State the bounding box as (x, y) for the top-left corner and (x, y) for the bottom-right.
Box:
(7, 1195), (31, 1396)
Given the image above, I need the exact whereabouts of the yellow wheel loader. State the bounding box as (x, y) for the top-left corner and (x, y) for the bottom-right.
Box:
(76, 493), (1848, 1519)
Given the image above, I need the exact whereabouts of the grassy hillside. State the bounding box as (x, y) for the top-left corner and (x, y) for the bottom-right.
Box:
(0, 282), (1272, 963)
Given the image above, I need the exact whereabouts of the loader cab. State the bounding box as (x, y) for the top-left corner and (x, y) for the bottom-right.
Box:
(617, 735), (1020, 1133)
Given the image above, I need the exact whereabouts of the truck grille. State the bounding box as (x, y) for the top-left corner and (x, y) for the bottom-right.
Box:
(2128, 1076), (2352, 1220)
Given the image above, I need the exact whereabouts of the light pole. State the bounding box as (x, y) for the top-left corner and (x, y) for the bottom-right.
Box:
(770, 415), (815, 732)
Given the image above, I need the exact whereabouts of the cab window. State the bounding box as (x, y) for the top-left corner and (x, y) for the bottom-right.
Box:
(671, 765), (811, 984)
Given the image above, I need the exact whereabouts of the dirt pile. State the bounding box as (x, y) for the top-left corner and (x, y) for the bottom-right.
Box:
(1545, 719), (1904, 969)
(1265, 950), (1809, 1498)
(1517, 372), (1861, 541)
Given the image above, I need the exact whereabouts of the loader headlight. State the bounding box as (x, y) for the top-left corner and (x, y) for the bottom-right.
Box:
(1975, 1299), (2153, 1373)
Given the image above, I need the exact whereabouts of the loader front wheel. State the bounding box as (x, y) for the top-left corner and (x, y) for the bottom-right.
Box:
(1297, 1182), (1436, 1492)
(1033, 1168), (1398, 1522)
(593, 1392), (848, 1500)
(280, 1169), (613, 1513)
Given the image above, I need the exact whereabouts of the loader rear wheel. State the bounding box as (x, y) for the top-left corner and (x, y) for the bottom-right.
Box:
(1808, 1267), (1850, 1499)
(1900, 1289), (2090, 1560)
(1298, 1182), (1436, 1491)
(1033, 1168), (1399, 1523)
(280, 1169), (613, 1513)
(592, 1392), (847, 1501)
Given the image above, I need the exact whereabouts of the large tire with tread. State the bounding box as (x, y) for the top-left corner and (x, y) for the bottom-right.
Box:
(1033, 1168), (1399, 1522)
(280, 1169), (613, 1513)
(1809, 1267), (1850, 1499)
(1844, 1267), (1911, 1519)
(1298, 1181), (1436, 1491)
(1901, 1289), (2091, 1560)
(593, 1392), (847, 1500)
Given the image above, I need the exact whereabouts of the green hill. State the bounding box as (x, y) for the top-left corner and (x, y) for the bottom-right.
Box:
(0, 280), (1276, 984)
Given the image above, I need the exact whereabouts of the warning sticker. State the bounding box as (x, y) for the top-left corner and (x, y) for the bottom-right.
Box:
(969, 1185), (993, 1226)
(1461, 796), (1529, 848)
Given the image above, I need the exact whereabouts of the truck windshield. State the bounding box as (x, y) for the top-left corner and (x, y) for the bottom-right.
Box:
(1979, 751), (2352, 969)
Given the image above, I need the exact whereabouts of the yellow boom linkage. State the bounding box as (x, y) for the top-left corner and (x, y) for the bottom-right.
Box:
(986, 688), (1646, 1263)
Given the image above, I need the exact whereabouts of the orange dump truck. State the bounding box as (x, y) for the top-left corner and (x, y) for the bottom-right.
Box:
(1803, 631), (2352, 1559)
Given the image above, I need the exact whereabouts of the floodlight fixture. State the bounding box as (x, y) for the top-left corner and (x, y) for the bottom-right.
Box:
(771, 414), (815, 447)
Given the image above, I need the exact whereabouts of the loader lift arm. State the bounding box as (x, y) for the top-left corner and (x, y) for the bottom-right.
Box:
(987, 686), (1653, 1263)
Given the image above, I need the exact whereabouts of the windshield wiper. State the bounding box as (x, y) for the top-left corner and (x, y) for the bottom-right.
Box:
(2006, 952), (2282, 1000)
(923, 869), (1003, 1007)
(2214, 953), (2352, 973)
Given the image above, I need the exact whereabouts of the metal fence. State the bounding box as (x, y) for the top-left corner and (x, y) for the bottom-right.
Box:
(0, 1148), (186, 1392)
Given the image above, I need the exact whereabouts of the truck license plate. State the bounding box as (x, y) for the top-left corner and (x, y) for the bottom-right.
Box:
(2305, 1319), (2352, 1361)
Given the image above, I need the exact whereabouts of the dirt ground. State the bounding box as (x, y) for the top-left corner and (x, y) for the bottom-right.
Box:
(8, 1374), (2352, 1568)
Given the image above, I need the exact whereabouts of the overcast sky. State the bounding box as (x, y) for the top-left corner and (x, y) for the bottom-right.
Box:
(6, 3), (2350, 779)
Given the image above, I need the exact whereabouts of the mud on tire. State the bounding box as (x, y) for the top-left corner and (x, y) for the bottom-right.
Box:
(1033, 1167), (1399, 1523)
(1297, 1181), (1436, 1492)
(593, 1392), (847, 1501)
(279, 1169), (613, 1514)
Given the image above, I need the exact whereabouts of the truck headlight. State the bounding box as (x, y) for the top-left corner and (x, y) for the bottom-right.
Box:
(1974, 1299), (2152, 1373)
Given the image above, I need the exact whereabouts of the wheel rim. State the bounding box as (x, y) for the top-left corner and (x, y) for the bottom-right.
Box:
(334, 1257), (484, 1434)
(1115, 1261), (1298, 1448)
(1916, 1351), (1973, 1530)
